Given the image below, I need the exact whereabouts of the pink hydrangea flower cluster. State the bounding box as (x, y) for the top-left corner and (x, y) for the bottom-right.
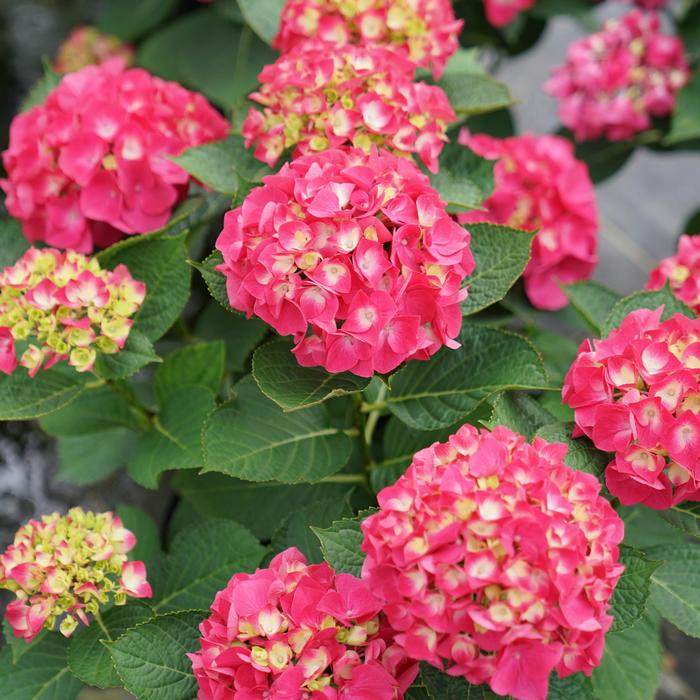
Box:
(273, 0), (463, 79)
(215, 147), (474, 377)
(545, 11), (690, 141)
(647, 235), (700, 314)
(563, 307), (700, 509)
(242, 41), (455, 172)
(53, 25), (135, 74)
(1, 59), (229, 253)
(458, 130), (598, 310)
(0, 246), (145, 376)
(483, 0), (535, 28)
(189, 547), (418, 699)
(0, 507), (152, 642)
(361, 424), (624, 700)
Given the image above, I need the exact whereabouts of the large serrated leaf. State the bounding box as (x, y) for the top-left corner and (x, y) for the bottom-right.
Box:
(116, 504), (161, 562)
(667, 70), (700, 145)
(547, 672), (594, 699)
(387, 325), (550, 430)
(202, 375), (352, 483)
(313, 510), (375, 577)
(93, 328), (160, 380)
(191, 251), (233, 313)
(237, 0), (285, 44)
(416, 664), (500, 699)
(535, 423), (608, 477)
(562, 281), (621, 334)
(0, 217), (29, 267)
(487, 391), (555, 440)
(660, 501), (700, 539)
(155, 342), (225, 403)
(440, 72), (514, 116)
(610, 546), (662, 632)
(98, 0), (179, 40)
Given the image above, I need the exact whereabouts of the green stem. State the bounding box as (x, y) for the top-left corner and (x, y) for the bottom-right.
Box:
(93, 609), (112, 641)
(363, 384), (388, 448)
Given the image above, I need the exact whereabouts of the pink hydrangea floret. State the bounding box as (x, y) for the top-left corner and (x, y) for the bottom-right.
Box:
(1, 59), (229, 253)
(242, 41), (455, 172)
(545, 10), (689, 141)
(273, 0), (462, 79)
(215, 146), (474, 377)
(53, 25), (135, 74)
(459, 130), (598, 310)
(647, 235), (700, 314)
(0, 507), (151, 642)
(361, 424), (624, 700)
(483, 0), (535, 27)
(188, 547), (418, 699)
(563, 307), (700, 509)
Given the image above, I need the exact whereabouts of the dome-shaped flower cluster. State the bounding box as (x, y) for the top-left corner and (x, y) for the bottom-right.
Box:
(545, 10), (689, 141)
(242, 41), (455, 172)
(188, 547), (418, 699)
(0, 246), (145, 376)
(273, 0), (462, 79)
(1, 59), (229, 253)
(215, 147), (474, 377)
(1, 507), (151, 642)
(459, 130), (598, 310)
(53, 25), (135, 75)
(361, 424), (624, 700)
(647, 235), (700, 314)
(563, 308), (700, 509)
(483, 0), (535, 28)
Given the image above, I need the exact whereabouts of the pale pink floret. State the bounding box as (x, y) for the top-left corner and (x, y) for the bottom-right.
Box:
(188, 547), (418, 699)
(545, 10), (689, 142)
(1, 59), (229, 253)
(563, 307), (700, 509)
(273, 0), (462, 79)
(242, 41), (455, 172)
(215, 147), (474, 377)
(459, 131), (598, 310)
(647, 235), (700, 314)
(0, 508), (151, 642)
(361, 425), (624, 700)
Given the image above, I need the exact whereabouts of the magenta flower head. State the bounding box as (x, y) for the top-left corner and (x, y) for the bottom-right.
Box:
(1, 59), (229, 253)
(215, 146), (474, 377)
(242, 41), (456, 172)
(0, 507), (152, 642)
(53, 25), (135, 75)
(273, 0), (462, 79)
(545, 10), (689, 142)
(459, 130), (598, 310)
(188, 547), (418, 699)
(563, 308), (700, 509)
(647, 235), (700, 314)
(361, 424), (624, 700)
(0, 246), (145, 376)
(483, 0), (535, 27)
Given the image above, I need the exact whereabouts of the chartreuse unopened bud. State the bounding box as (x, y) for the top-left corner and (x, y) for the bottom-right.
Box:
(0, 507), (152, 642)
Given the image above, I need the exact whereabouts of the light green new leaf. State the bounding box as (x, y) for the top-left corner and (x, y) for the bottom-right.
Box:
(108, 611), (205, 700)
(203, 376), (352, 483)
(155, 342), (225, 403)
(388, 325), (549, 430)
(440, 72), (514, 116)
(487, 391), (555, 440)
(313, 510), (375, 577)
(610, 546), (662, 632)
(237, 0), (286, 44)
(253, 340), (370, 411)
(94, 328), (160, 380)
(562, 281), (621, 334)
(535, 423), (608, 478)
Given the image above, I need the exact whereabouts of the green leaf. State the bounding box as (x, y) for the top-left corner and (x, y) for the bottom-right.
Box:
(237, 0), (285, 44)
(667, 70), (700, 145)
(0, 217), (29, 267)
(150, 519), (265, 612)
(98, 0), (179, 40)
(68, 601), (153, 688)
(487, 391), (555, 440)
(562, 281), (621, 334)
(128, 384), (215, 489)
(568, 133), (636, 185)
(313, 510), (375, 577)
(94, 328), (160, 380)
(621, 505), (685, 549)
(547, 672), (595, 700)
(202, 375), (352, 483)
(429, 141), (494, 212)
(20, 64), (60, 113)
(253, 340), (370, 411)
(592, 610), (661, 700)
(535, 423), (608, 477)
(461, 223), (533, 316)
(440, 72), (514, 116)
(415, 664), (500, 699)
(192, 251), (232, 313)
(155, 342), (225, 403)
(2, 622), (47, 664)
(57, 428), (138, 486)
(602, 287), (695, 337)
(172, 471), (353, 540)
(527, 327), (580, 385)
(610, 546), (662, 633)
(387, 325), (549, 430)
(648, 543), (700, 637)
(98, 232), (191, 342)
(660, 501), (700, 540)
(0, 366), (86, 421)
(272, 497), (353, 563)
(39, 385), (142, 435)
(117, 504), (161, 562)
(0, 632), (83, 700)
(108, 610), (205, 700)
